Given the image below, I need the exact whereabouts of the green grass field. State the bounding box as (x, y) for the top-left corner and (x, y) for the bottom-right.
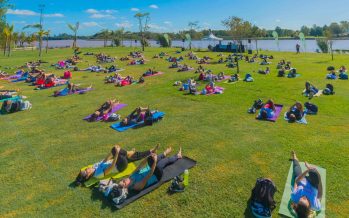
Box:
(0, 47), (348, 217)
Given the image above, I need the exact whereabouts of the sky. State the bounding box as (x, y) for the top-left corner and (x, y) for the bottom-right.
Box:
(5, 0), (349, 35)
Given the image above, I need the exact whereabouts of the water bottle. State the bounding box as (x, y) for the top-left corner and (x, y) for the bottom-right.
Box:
(183, 169), (189, 187)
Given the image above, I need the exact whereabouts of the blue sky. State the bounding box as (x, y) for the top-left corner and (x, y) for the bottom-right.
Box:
(5, 0), (349, 35)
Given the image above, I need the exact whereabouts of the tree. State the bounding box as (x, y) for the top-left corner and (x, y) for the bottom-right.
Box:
(112, 28), (125, 47)
(67, 22), (79, 48)
(44, 30), (50, 53)
(2, 24), (14, 56)
(222, 16), (253, 52)
(324, 30), (334, 60)
(329, 22), (342, 36)
(300, 26), (310, 36)
(188, 21), (199, 49)
(340, 21), (349, 34)
(158, 34), (171, 47)
(23, 24), (45, 57)
(134, 12), (150, 51)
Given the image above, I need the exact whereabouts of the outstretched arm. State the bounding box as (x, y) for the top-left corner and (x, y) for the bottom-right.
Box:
(133, 154), (157, 191)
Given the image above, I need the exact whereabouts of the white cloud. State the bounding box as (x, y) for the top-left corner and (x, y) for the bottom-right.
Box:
(149, 4), (159, 9)
(7, 9), (64, 17)
(44, 13), (64, 18)
(86, 9), (98, 14)
(148, 24), (167, 31)
(90, 14), (115, 19)
(115, 21), (133, 28)
(131, 8), (140, 12)
(276, 19), (281, 23)
(164, 21), (172, 25)
(82, 22), (100, 27)
(7, 9), (37, 16)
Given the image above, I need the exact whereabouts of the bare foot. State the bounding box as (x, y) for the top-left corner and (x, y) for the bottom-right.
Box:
(151, 144), (159, 153)
(291, 151), (298, 161)
(177, 147), (182, 159)
(163, 147), (172, 156)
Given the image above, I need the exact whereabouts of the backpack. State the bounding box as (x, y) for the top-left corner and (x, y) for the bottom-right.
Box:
(144, 111), (154, 126)
(248, 99), (263, 114)
(250, 178), (277, 218)
(304, 102), (318, 115)
(323, 84), (334, 95)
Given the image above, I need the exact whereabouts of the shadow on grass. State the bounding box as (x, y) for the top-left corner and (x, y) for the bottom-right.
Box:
(90, 187), (118, 212)
(243, 198), (254, 218)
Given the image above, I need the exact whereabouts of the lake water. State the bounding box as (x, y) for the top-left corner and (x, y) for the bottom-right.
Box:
(37, 39), (349, 53)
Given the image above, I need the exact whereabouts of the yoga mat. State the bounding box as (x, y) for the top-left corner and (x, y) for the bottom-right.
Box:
(84, 103), (127, 121)
(205, 86), (224, 96)
(110, 111), (165, 132)
(55, 87), (93, 97)
(284, 112), (307, 125)
(216, 75), (230, 82)
(0, 96), (20, 103)
(267, 104), (283, 122)
(279, 162), (326, 218)
(114, 156), (197, 209)
(287, 74), (301, 78)
(143, 72), (164, 77)
(223, 80), (239, 84)
(81, 163), (137, 187)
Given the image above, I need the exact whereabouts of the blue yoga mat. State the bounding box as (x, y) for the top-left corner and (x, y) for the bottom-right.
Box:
(110, 111), (165, 132)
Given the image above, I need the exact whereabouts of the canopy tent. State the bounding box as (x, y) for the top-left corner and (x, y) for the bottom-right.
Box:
(202, 33), (223, 41)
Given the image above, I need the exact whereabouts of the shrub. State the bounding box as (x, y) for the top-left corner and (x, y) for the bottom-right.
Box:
(316, 38), (328, 53)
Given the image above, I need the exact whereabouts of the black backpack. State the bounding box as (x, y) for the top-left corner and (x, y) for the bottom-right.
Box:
(250, 178), (277, 215)
(304, 102), (318, 114)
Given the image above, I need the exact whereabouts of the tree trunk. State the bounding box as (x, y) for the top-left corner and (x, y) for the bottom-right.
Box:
(141, 33), (145, 51)
(7, 37), (11, 57)
(39, 37), (42, 58)
(3, 40), (7, 56)
(46, 38), (49, 54)
(255, 39), (259, 54)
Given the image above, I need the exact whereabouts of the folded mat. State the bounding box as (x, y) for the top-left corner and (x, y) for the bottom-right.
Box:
(81, 163), (137, 187)
(84, 103), (127, 121)
(284, 112), (307, 124)
(110, 111), (165, 132)
(143, 72), (164, 77)
(114, 156), (197, 209)
(279, 162), (326, 218)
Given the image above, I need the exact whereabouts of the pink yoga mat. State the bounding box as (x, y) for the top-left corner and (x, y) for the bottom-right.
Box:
(83, 103), (127, 121)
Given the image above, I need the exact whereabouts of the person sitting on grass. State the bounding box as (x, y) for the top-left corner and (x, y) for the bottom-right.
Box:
(170, 61), (179, 68)
(303, 82), (319, 98)
(178, 64), (190, 72)
(258, 67), (270, 75)
(278, 67), (286, 77)
(88, 99), (120, 122)
(218, 57), (224, 63)
(326, 70), (337, 80)
(75, 144), (159, 186)
(198, 72), (206, 81)
(260, 58), (269, 65)
(287, 68), (297, 78)
(110, 147), (182, 205)
(244, 73), (254, 82)
(286, 102), (304, 122)
(256, 99), (276, 120)
(61, 70), (72, 79)
(285, 62), (292, 70)
(205, 81), (216, 94)
(290, 151), (323, 218)
(229, 74), (240, 82)
(217, 72), (225, 80)
(121, 106), (151, 126)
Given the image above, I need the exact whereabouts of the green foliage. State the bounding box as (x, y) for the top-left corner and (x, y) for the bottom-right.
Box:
(316, 38), (329, 53)
(158, 34), (171, 47)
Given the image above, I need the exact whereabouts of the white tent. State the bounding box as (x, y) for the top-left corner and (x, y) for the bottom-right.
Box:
(202, 33), (223, 41)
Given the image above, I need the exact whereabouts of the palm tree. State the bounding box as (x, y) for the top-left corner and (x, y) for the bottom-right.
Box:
(67, 22), (79, 48)
(2, 25), (10, 56)
(2, 24), (14, 56)
(44, 30), (50, 53)
(23, 24), (43, 57)
(19, 32), (26, 47)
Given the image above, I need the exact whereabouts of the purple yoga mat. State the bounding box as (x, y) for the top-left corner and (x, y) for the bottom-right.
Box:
(216, 75), (230, 82)
(83, 103), (127, 121)
(74, 87), (93, 94)
(268, 104), (283, 122)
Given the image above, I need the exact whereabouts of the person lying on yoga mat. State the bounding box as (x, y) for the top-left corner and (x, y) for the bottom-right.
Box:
(53, 82), (92, 96)
(143, 68), (158, 76)
(256, 99), (276, 120)
(278, 67), (286, 77)
(217, 72), (225, 80)
(258, 67), (270, 75)
(121, 107), (150, 126)
(88, 99), (120, 122)
(111, 147), (182, 203)
(290, 151), (323, 218)
(229, 74), (239, 82)
(288, 68), (297, 78)
(75, 144), (159, 186)
(286, 102), (304, 122)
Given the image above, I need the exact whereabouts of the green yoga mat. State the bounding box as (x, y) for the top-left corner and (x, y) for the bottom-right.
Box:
(279, 162), (326, 218)
(81, 163), (137, 187)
